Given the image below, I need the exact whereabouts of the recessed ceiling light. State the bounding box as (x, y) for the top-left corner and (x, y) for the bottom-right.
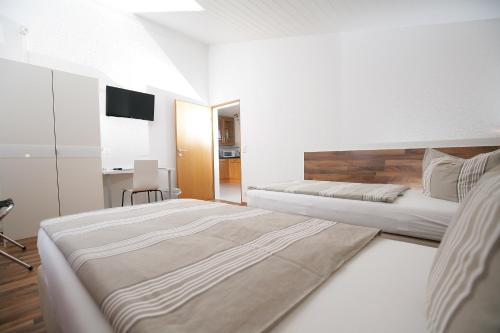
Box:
(96, 0), (204, 13)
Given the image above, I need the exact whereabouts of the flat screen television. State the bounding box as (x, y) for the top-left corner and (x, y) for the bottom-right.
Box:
(106, 86), (155, 121)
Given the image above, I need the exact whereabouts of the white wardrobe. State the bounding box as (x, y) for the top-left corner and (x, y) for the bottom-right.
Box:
(0, 58), (104, 239)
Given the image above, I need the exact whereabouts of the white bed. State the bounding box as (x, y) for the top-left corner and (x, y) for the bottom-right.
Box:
(247, 189), (458, 240)
(37, 228), (436, 333)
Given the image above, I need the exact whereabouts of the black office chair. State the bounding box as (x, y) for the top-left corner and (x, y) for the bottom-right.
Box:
(0, 199), (33, 270)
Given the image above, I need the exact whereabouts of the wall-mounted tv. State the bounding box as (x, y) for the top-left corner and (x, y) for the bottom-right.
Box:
(106, 86), (155, 121)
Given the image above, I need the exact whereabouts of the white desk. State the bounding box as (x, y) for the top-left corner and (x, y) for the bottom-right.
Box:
(102, 169), (137, 175)
(102, 168), (175, 208)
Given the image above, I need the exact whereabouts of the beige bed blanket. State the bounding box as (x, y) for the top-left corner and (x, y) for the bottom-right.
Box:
(249, 180), (409, 203)
(41, 199), (378, 333)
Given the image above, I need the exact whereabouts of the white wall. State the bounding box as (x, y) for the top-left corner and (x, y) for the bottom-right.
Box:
(209, 19), (500, 198)
(0, 0), (209, 177)
(339, 19), (500, 146)
(209, 34), (342, 197)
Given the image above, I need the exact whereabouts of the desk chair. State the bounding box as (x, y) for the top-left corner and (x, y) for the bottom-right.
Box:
(122, 160), (164, 206)
(0, 198), (33, 270)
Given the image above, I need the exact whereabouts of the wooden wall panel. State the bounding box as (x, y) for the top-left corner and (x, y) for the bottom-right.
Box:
(304, 146), (499, 189)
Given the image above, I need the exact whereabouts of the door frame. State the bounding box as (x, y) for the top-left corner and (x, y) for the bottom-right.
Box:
(212, 99), (242, 204)
(211, 99), (240, 109)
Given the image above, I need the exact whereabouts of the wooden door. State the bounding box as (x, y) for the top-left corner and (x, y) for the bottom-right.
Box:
(175, 100), (214, 200)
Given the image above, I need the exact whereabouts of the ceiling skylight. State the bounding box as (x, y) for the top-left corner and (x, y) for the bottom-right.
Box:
(96, 0), (204, 13)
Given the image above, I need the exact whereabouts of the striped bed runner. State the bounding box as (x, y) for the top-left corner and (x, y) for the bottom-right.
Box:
(41, 199), (378, 333)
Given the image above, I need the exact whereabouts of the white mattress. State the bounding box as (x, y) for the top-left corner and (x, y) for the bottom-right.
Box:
(38, 228), (436, 333)
(247, 189), (458, 240)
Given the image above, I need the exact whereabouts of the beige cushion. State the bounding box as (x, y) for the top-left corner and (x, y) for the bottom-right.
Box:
(422, 148), (500, 202)
(426, 165), (500, 333)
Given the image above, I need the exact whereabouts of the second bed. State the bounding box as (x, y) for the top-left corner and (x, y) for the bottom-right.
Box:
(247, 189), (457, 241)
(246, 147), (498, 241)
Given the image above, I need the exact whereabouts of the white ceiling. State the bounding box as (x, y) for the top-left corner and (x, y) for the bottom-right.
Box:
(94, 0), (204, 13)
(138, 0), (500, 45)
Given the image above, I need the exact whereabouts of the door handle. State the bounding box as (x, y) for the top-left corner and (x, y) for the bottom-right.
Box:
(177, 148), (188, 156)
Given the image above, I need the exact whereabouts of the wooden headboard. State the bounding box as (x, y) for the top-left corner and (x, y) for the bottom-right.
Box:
(304, 146), (499, 189)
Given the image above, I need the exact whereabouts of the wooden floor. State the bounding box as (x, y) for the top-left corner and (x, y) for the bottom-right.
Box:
(0, 237), (45, 333)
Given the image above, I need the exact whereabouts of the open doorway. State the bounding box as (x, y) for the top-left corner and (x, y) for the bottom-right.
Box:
(212, 100), (242, 204)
